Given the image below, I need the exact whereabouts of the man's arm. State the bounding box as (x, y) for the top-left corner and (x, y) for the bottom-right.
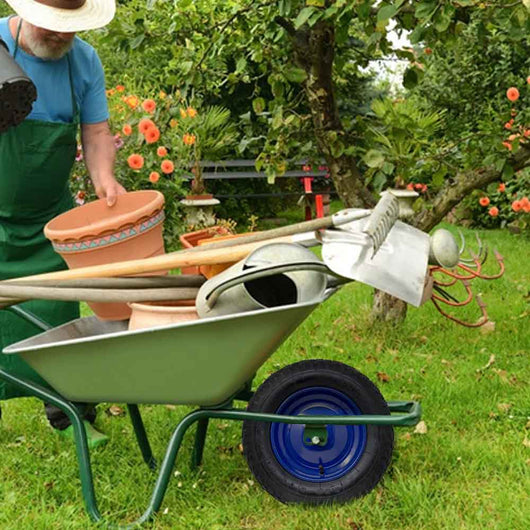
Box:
(81, 120), (126, 206)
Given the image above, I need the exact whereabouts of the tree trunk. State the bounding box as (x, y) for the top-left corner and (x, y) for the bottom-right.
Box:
(371, 289), (408, 324)
(277, 17), (375, 209)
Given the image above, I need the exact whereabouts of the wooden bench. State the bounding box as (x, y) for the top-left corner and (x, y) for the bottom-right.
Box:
(183, 160), (336, 219)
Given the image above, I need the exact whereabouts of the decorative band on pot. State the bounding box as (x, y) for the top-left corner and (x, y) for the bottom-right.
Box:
(52, 210), (165, 253)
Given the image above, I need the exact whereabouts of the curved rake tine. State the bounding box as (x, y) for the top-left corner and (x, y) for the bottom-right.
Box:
(472, 249), (505, 280)
(431, 294), (489, 327)
(430, 266), (459, 287)
(437, 266), (478, 281)
(458, 229), (466, 256)
(477, 245), (488, 266)
(458, 256), (482, 277)
(432, 280), (473, 307)
(433, 276), (458, 287)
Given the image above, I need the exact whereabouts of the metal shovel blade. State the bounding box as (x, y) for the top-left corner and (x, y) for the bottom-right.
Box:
(320, 218), (430, 307)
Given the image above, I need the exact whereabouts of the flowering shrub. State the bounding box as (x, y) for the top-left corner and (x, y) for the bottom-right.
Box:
(461, 79), (530, 233)
(463, 171), (530, 232)
(71, 86), (237, 248)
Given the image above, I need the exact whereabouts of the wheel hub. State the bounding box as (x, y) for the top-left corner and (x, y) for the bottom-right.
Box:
(270, 386), (367, 482)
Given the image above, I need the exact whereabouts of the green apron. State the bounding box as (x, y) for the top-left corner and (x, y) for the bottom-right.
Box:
(0, 23), (80, 400)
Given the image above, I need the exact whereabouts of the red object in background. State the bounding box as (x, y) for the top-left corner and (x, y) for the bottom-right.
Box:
(315, 195), (324, 218)
(302, 177), (313, 194)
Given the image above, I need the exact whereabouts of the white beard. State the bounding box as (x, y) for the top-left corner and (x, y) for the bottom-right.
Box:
(21, 22), (73, 60)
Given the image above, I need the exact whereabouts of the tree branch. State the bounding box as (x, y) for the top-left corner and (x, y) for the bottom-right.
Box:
(274, 15), (296, 37)
(413, 145), (530, 232)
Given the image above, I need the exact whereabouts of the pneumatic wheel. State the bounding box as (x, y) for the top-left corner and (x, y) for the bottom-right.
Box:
(242, 360), (394, 504)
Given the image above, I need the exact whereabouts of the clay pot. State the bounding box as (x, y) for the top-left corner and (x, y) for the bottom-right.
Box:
(128, 301), (199, 331)
(179, 226), (230, 276)
(44, 190), (166, 321)
(197, 232), (259, 278)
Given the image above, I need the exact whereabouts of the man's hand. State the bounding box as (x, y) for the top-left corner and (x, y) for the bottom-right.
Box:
(92, 174), (126, 207)
(81, 121), (126, 206)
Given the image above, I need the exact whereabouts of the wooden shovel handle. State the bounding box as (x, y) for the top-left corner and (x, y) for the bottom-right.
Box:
(6, 237), (293, 283)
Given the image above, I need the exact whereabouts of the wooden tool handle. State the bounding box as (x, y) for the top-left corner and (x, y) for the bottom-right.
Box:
(0, 286), (199, 308)
(6, 237), (293, 283)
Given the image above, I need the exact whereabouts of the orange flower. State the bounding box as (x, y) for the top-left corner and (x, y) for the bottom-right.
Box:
(187, 107), (197, 118)
(524, 129), (530, 138)
(179, 108), (187, 119)
(506, 87), (519, 102)
(488, 206), (499, 217)
(116, 85), (125, 92)
(527, 76), (530, 85)
(106, 88), (115, 97)
(149, 171), (160, 183)
(122, 124), (133, 136)
(406, 183), (414, 191)
(169, 118), (178, 128)
(145, 127), (160, 144)
(504, 121), (512, 130)
(502, 141), (513, 151)
(126, 95), (139, 109)
(157, 146), (168, 157)
(138, 118), (156, 135)
(512, 200), (522, 212)
(479, 197), (490, 207)
(161, 159), (174, 174)
(142, 99), (156, 114)
(521, 196), (530, 212)
(127, 153), (144, 170)
(183, 133), (196, 146)
(498, 183), (506, 192)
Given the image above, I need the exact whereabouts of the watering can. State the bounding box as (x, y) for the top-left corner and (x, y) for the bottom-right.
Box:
(196, 243), (329, 318)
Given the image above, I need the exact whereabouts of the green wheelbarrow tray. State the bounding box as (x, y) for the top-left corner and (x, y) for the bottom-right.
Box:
(3, 299), (321, 406)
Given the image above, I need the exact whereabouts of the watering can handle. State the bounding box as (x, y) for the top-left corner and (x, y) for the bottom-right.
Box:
(205, 261), (331, 310)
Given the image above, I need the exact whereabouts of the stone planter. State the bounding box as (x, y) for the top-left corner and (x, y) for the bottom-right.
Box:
(180, 194), (220, 228)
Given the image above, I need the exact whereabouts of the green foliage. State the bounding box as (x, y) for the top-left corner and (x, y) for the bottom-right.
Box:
(359, 98), (444, 191)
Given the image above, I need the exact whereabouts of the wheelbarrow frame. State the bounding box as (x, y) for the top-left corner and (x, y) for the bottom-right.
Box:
(0, 303), (421, 528)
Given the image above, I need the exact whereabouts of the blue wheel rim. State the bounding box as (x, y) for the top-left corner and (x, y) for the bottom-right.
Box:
(270, 386), (367, 482)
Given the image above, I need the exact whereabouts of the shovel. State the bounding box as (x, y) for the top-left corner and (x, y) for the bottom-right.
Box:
(320, 218), (430, 307)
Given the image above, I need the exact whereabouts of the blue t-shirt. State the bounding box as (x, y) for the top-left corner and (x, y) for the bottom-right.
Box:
(0, 16), (109, 124)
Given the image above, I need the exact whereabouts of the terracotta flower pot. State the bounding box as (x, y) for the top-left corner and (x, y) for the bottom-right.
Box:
(179, 226), (231, 276)
(44, 190), (166, 321)
(197, 232), (259, 278)
(127, 301), (199, 331)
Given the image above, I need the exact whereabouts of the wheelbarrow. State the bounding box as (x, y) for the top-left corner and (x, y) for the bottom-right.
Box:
(0, 280), (421, 527)
(2, 192), (462, 526)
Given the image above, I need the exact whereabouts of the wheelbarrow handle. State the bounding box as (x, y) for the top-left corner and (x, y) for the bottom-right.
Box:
(204, 261), (332, 310)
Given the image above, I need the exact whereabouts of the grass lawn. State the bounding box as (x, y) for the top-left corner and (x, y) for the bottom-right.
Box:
(0, 222), (528, 529)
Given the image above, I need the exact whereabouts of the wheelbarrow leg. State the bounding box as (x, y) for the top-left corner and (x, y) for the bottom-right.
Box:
(191, 418), (209, 469)
(127, 404), (157, 470)
(0, 368), (102, 522)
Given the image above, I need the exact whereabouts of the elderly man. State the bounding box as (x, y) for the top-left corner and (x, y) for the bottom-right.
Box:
(0, 0), (125, 447)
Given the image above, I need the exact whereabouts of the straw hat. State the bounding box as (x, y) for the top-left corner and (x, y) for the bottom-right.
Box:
(5, 0), (116, 32)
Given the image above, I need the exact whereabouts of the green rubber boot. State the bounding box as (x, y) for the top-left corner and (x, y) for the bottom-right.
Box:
(58, 420), (109, 449)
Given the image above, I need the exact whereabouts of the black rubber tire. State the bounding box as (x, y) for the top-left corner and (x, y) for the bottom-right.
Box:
(242, 360), (394, 504)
